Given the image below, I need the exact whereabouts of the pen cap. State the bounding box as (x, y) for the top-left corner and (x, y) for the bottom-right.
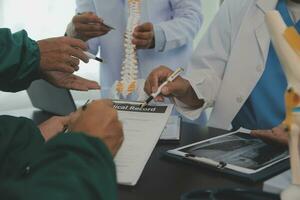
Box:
(83, 51), (95, 59)
(168, 68), (184, 82)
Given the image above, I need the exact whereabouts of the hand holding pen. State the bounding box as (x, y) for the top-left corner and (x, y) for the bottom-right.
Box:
(141, 67), (184, 108)
(72, 12), (115, 42)
(84, 51), (104, 63)
(64, 99), (124, 156)
(144, 66), (204, 108)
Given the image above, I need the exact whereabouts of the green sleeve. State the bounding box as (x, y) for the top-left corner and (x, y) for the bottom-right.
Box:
(26, 134), (118, 200)
(0, 115), (45, 177)
(0, 116), (117, 200)
(0, 28), (40, 92)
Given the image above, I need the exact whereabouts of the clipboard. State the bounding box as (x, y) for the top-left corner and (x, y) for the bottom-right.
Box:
(112, 100), (174, 186)
(163, 129), (290, 182)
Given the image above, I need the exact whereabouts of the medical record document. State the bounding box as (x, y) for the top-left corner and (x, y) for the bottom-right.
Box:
(113, 100), (173, 186)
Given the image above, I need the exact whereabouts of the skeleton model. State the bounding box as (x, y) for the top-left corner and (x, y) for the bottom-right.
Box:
(112, 0), (141, 99)
(266, 11), (300, 200)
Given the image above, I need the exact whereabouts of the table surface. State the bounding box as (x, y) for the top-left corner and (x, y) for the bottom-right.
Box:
(118, 122), (262, 200)
(1, 108), (262, 200)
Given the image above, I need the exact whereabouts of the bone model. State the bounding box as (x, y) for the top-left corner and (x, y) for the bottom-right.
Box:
(115, 0), (141, 99)
(265, 10), (300, 200)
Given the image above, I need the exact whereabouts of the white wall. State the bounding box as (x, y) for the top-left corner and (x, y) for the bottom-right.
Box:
(0, 0), (98, 110)
(0, 0), (220, 51)
(1, 0), (75, 39)
(0, 0), (3, 26)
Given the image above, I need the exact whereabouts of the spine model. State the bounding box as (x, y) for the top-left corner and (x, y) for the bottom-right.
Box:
(116, 0), (141, 98)
(266, 11), (300, 200)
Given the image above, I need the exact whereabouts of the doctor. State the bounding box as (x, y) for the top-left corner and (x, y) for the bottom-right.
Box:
(66, 0), (203, 97)
(144, 0), (300, 144)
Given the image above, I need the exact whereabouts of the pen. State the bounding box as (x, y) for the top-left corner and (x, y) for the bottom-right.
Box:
(84, 51), (104, 63)
(77, 12), (115, 30)
(102, 23), (115, 30)
(141, 67), (184, 108)
(64, 99), (91, 133)
(81, 99), (91, 111)
(185, 154), (227, 169)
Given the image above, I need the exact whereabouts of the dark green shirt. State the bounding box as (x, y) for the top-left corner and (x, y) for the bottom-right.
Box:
(0, 29), (117, 200)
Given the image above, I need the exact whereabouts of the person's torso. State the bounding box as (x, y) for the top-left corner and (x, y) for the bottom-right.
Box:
(208, 0), (280, 129)
(90, 0), (193, 88)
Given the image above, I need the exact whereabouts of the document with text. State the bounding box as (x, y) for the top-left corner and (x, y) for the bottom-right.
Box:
(113, 100), (173, 186)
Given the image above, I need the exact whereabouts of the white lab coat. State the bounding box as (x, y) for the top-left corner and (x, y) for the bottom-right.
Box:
(177, 0), (279, 130)
(74, 0), (203, 96)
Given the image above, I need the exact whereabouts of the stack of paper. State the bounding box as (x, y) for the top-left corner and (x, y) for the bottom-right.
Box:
(113, 101), (173, 186)
(160, 116), (181, 140)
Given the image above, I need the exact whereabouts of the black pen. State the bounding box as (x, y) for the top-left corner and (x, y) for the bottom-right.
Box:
(84, 51), (104, 63)
(141, 68), (184, 108)
(64, 99), (91, 133)
(102, 22), (115, 30)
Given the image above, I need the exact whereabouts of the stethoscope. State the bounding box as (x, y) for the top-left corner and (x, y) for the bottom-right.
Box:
(181, 188), (280, 200)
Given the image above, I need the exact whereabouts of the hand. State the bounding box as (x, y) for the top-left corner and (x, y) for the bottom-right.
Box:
(132, 22), (155, 49)
(72, 12), (111, 41)
(37, 37), (89, 73)
(68, 100), (124, 156)
(42, 71), (100, 91)
(251, 124), (289, 145)
(144, 66), (203, 108)
(38, 116), (70, 142)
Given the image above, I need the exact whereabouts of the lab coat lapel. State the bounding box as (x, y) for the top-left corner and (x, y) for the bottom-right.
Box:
(208, 0), (278, 130)
(256, 0), (278, 13)
(255, 0), (278, 64)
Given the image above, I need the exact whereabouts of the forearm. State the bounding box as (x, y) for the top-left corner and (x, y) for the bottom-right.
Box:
(0, 112), (117, 199)
(0, 29), (40, 92)
(0, 116), (44, 177)
(175, 0), (233, 111)
(176, 79), (205, 108)
(172, 69), (221, 120)
(0, 132), (117, 200)
(155, 0), (202, 52)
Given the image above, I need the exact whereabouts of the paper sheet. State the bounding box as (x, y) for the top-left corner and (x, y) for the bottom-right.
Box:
(113, 101), (173, 186)
(263, 170), (291, 194)
(159, 116), (181, 140)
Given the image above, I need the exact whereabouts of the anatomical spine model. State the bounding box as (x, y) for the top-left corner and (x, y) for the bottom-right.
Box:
(266, 11), (300, 200)
(114, 0), (141, 99)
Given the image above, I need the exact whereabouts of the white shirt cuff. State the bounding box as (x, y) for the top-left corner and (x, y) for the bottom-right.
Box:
(185, 73), (215, 108)
(65, 22), (77, 38)
(172, 97), (205, 120)
(153, 25), (167, 52)
(171, 75), (208, 121)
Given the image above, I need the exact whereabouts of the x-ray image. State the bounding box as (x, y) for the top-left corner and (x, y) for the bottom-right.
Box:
(181, 132), (289, 170)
